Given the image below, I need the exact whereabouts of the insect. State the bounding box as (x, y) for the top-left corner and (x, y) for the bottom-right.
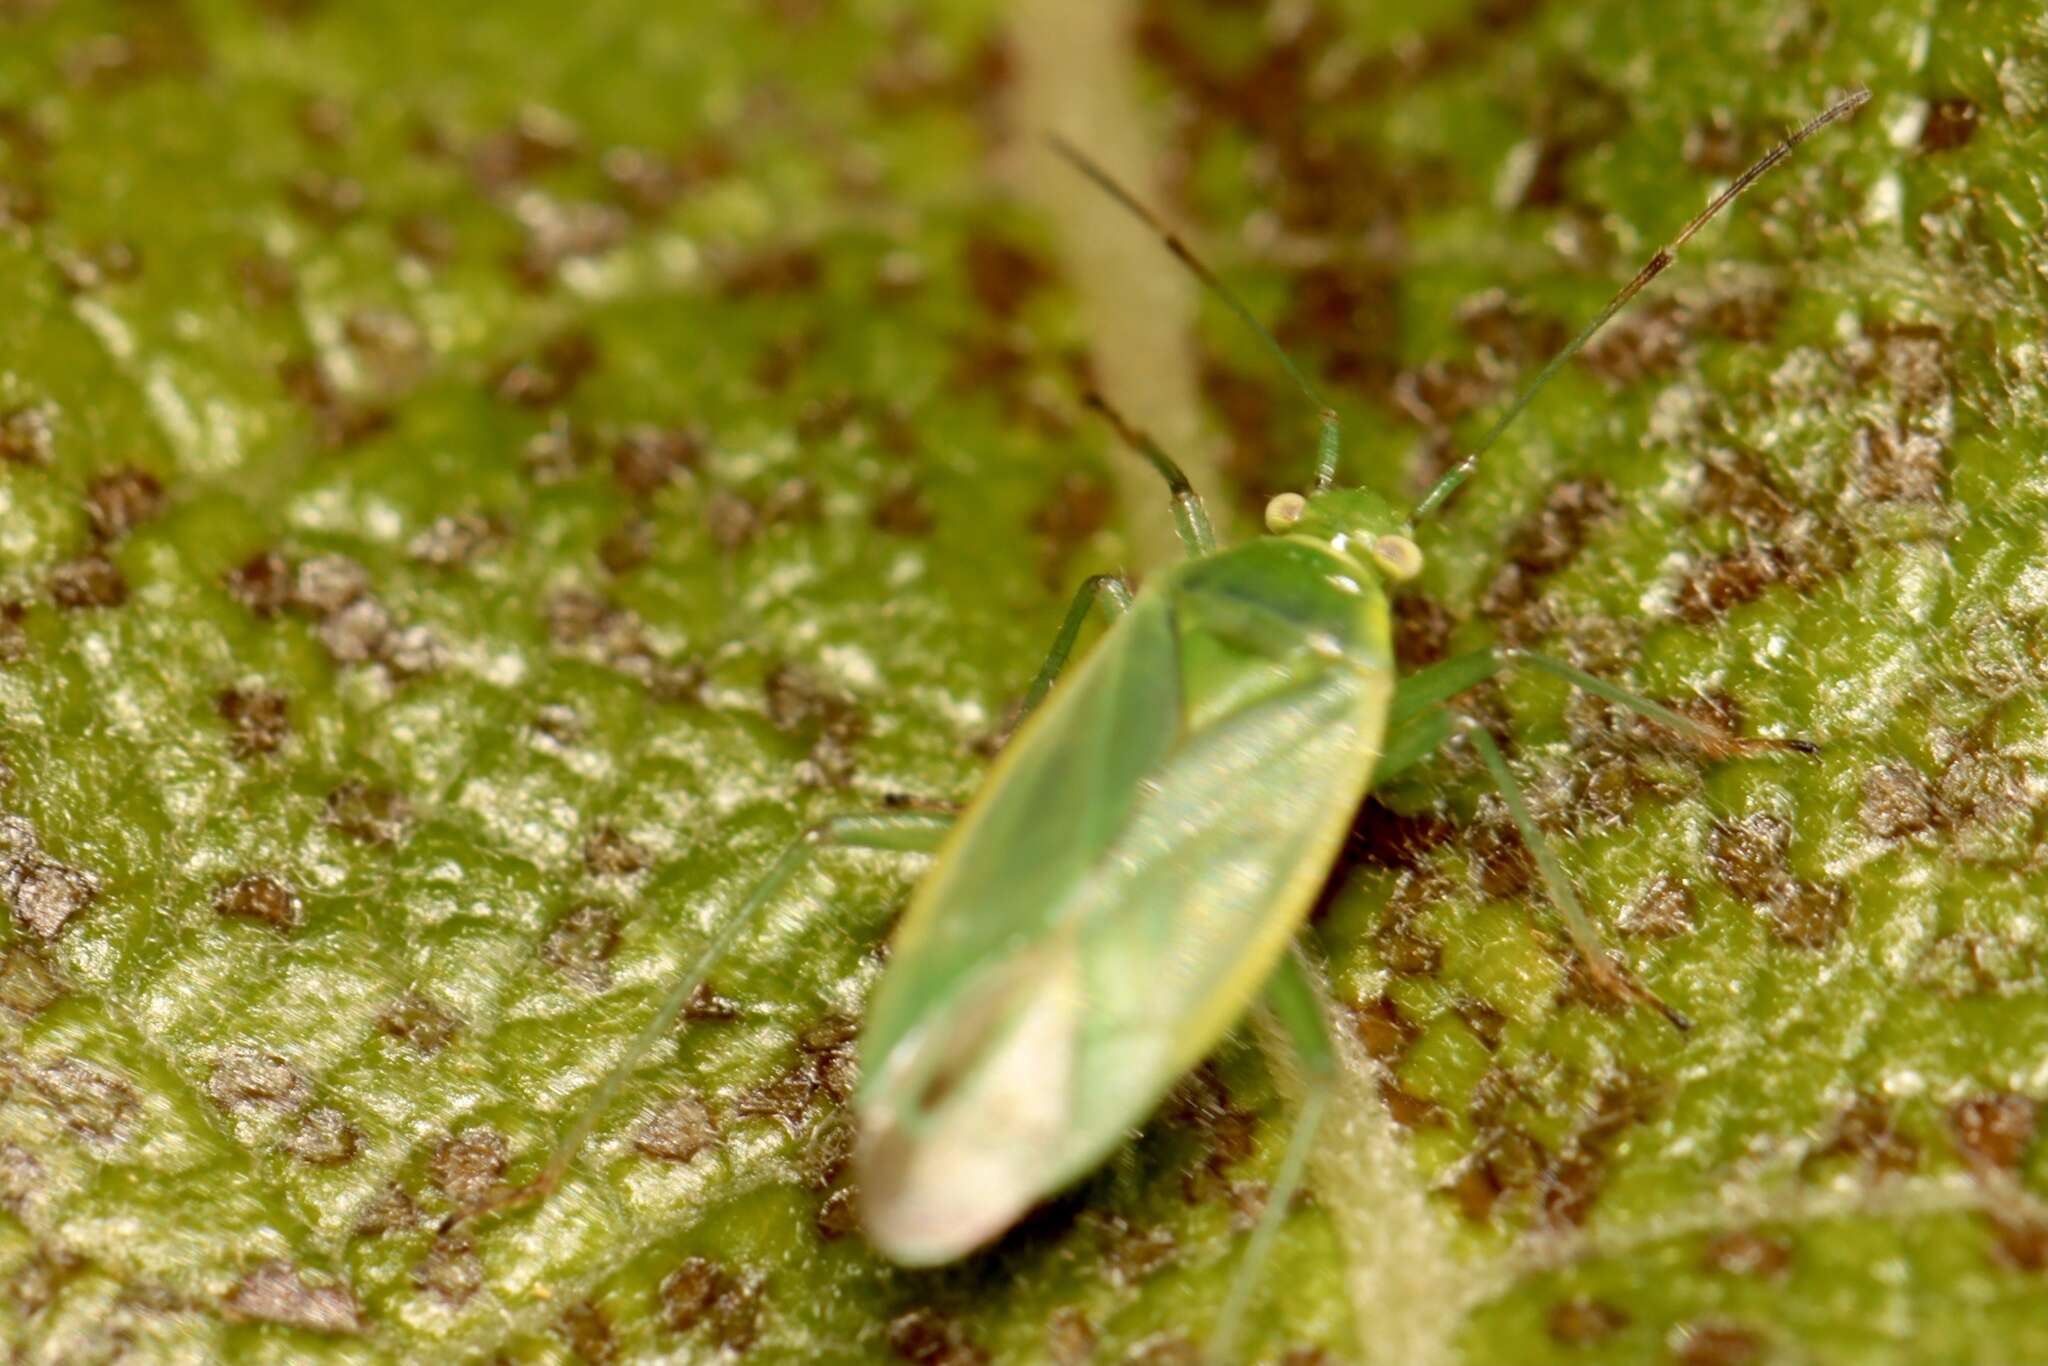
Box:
(461, 88), (1869, 1362)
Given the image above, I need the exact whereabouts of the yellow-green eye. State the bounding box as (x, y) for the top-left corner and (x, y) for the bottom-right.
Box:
(1264, 492), (1307, 533)
(1370, 535), (1423, 581)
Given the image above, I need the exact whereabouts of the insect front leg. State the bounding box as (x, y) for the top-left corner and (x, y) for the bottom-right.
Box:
(1206, 948), (1338, 1366)
(445, 809), (955, 1233)
(1015, 571), (1134, 721)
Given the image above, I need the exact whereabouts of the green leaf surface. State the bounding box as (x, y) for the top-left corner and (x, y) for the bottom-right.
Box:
(1, 1), (2044, 1363)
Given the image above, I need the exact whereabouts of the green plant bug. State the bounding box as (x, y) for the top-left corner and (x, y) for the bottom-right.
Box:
(455, 87), (1870, 1364)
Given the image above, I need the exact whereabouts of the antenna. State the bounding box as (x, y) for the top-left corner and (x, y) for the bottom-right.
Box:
(1411, 87), (1871, 522)
(1047, 134), (1346, 490)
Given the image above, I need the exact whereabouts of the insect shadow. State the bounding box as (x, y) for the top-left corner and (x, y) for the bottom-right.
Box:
(453, 86), (1870, 1366)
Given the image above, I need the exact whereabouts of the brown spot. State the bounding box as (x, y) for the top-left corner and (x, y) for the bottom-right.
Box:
(285, 1106), (359, 1167)
(1935, 747), (2034, 861)
(1547, 1296), (1629, 1345)
(317, 597), (393, 665)
(0, 1142), (47, 1213)
(610, 425), (701, 497)
(1381, 1079), (1448, 1129)
(509, 197), (630, 290)
(0, 944), (65, 1016)
(633, 1093), (717, 1164)
(703, 489), (761, 551)
(235, 250), (296, 308)
(1812, 1092), (1919, 1177)
(1861, 763), (1934, 838)
(224, 551), (293, 616)
(291, 553), (370, 614)
(1345, 801), (1456, 873)
(659, 1256), (762, 1351)
(599, 516), (654, 575)
(1029, 470), (1113, 587)
(217, 687), (290, 759)
(393, 212), (459, 266)
(815, 1184), (860, 1241)
(1471, 811), (1536, 900)
(413, 1235), (482, 1305)
(284, 169), (366, 227)
(1, 1055), (138, 1140)
(494, 329), (599, 408)
(207, 1046), (307, 1113)
(719, 243), (823, 299)
(1122, 1334), (1199, 1366)
(52, 240), (143, 293)
(47, 553), (127, 609)
(583, 827), (651, 876)
(543, 904), (622, 990)
(0, 601), (26, 664)
(1853, 422), (1946, 503)
(1710, 812), (1791, 901)
(1704, 281), (1788, 344)
(408, 512), (500, 567)
(1047, 1308), (1096, 1366)
(378, 993), (462, 1054)
(1619, 873), (1696, 938)
(1701, 1229), (1792, 1278)
(872, 481), (935, 537)
(325, 780), (414, 845)
(430, 1127), (508, 1205)
(557, 1299), (617, 1364)
(1347, 994), (1418, 1063)
(84, 466), (164, 541)
(1768, 878), (1849, 950)
(733, 1073), (818, 1136)
(1950, 1093), (2037, 1174)
(1991, 1216), (2048, 1271)
(469, 104), (580, 188)
(352, 1182), (420, 1238)
(1673, 543), (1778, 623)
(764, 663), (866, 787)
(887, 1306), (990, 1365)
(215, 874), (302, 932)
(1391, 592), (1454, 669)
(601, 145), (683, 218)
(277, 355), (392, 449)
(5, 855), (99, 940)
(1099, 1214), (1179, 1285)
(963, 233), (1050, 320)
(1579, 300), (1687, 385)
(1674, 1321), (1764, 1366)
(225, 1261), (362, 1334)
(1919, 97), (1981, 152)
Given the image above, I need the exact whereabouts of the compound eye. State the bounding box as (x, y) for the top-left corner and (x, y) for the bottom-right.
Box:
(1264, 492), (1308, 533)
(1370, 534), (1424, 581)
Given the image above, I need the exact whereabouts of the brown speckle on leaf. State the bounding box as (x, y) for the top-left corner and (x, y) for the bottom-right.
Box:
(378, 993), (462, 1054)
(285, 169), (366, 226)
(317, 596), (393, 665)
(1919, 96), (1981, 152)
(659, 1256), (762, 1351)
(393, 211), (459, 265)
(47, 553), (127, 609)
(215, 874), (302, 932)
(544, 903), (622, 990)
(1673, 1321), (1764, 1366)
(285, 1106), (360, 1167)
(53, 240), (142, 293)
(1348, 994), (1418, 1063)
(584, 827), (651, 876)
(413, 1235), (482, 1305)
(495, 329), (599, 408)
(1768, 878), (1849, 949)
(633, 1093), (717, 1164)
(325, 780), (414, 844)
(1861, 762), (1934, 838)
(872, 480), (935, 537)
(1046, 1307), (1096, 1366)
(218, 687), (290, 758)
(1620, 873), (1696, 938)
(6, 855), (99, 940)
(887, 1306), (990, 1365)
(963, 232), (1049, 320)
(1852, 422), (1946, 504)
(1547, 1296), (1629, 1345)
(557, 1300), (618, 1364)
(224, 551), (293, 616)
(0, 600), (26, 664)
(0, 945), (65, 1016)
(226, 1260), (362, 1334)
(815, 1185), (860, 1241)
(470, 104), (580, 187)
(1950, 1093), (2037, 1174)
(599, 516), (654, 575)
(409, 512), (499, 567)
(1710, 812), (1791, 902)
(1813, 1092), (1919, 1177)
(611, 425), (701, 497)
(353, 1182), (420, 1238)
(2, 1055), (138, 1140)
(291, 553), (370, 614)
(1701, 1229), (1792, 1278)
(0, 406), (53, 465)
(430, 1127), (508, 1205)
(84, 466), (164, 541)
(207, 1046), (307, 1113)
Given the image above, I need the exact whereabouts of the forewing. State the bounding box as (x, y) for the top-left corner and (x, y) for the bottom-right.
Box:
(861, 588), (1183, 1071)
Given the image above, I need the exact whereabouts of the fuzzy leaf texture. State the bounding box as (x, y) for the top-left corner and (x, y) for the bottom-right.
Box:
(0, 1), (2044, 1363)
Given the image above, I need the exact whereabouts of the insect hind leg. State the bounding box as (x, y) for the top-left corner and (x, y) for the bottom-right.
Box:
(1459, 718), (1694, 1032)
(442, 809), (956, 1235)
(1015, 572), (1133, 723)
(1206, 949), (1338, 1366)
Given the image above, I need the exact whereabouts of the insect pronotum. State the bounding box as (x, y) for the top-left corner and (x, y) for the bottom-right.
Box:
(458, 86), (1870, 1363)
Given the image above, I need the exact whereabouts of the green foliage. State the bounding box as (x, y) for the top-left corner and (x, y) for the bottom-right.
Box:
(0, 1), (2043, 1362)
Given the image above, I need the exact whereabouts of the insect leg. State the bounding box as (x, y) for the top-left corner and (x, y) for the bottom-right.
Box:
(1206, 948), (1337, 1366)
(444, 810), (955, 1233)
(1459, 718), (1693, 1031)
(1017, 572), (1134, 720)
(1081, 389), (1216, 556)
